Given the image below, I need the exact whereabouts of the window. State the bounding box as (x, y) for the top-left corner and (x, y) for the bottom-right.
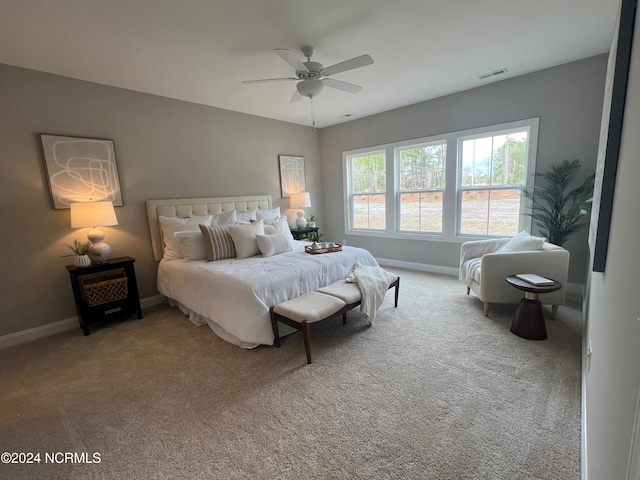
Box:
(348, 151), (386, 230)
(397, 141), (446, 233)
(458, 129), (528, 236)
(344, 118), (538, 241)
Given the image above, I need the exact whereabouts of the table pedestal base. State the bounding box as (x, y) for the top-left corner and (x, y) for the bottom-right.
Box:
(510, 296), (547, 340)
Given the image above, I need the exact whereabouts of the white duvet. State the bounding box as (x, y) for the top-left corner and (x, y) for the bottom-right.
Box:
(157, 241), (379, 348)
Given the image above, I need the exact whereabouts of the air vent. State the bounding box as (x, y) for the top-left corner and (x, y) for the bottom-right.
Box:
(478, 68), (508, 80)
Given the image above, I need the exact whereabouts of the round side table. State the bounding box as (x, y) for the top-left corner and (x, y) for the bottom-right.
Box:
(505, 275), (562, 340)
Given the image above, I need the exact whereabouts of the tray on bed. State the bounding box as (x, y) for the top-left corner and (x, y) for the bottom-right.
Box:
(305, 245), (343, 254)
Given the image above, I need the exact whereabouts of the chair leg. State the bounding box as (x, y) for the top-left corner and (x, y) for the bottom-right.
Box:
(484, 302), (489, 317)
(343, 312), (347, 324)
(302, 320), (312, 364)
(394, 278), (400, 307)
(467, 286), (470, 295)
(270, 309), (281, 347)
(551, 305), (559, 320)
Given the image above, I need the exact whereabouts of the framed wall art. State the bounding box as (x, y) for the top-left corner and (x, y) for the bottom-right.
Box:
(278, 154), (306, 198)
(40, 134), (123, 209)
(589, 0), (636, 272)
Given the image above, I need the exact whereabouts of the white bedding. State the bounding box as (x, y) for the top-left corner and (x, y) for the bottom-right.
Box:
(157, 241), (379, 348)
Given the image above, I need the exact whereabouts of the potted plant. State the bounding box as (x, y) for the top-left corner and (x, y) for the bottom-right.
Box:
(308, 214), (317, 228)
(64, 239), (93, 267)
(520, 159), (595, 246)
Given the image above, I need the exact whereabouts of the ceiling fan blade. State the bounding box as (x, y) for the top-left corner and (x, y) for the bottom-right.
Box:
(323, 78), (362, 94)
(274, 49), (308, 72)
(290, 90), (303, 102)
(241, 77), (298, 84)
(322, 54), (373, 76)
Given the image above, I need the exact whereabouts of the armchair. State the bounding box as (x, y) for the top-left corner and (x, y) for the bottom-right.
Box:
(459, 237), (569, 318)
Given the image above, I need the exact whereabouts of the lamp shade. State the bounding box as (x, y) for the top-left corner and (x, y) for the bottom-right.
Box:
(70, 201), (118, 228)
(290, 192), (311, 209)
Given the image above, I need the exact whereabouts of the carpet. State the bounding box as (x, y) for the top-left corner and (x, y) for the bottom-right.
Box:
(0, 268), (581, 479)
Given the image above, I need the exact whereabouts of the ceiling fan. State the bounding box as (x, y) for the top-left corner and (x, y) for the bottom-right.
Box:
(242, 46), (374, 102)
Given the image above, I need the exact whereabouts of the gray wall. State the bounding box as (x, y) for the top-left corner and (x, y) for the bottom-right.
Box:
(585, 4), (640, 476)
(319, 55), (608, 285)
(0, 64), (321, 337)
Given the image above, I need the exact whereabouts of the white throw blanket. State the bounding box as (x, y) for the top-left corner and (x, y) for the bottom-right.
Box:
(346, 263), (397, 324)
(459, 237), (508, 285)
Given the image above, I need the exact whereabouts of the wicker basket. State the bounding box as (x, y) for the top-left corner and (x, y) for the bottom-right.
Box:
(80, 270), (128, 307)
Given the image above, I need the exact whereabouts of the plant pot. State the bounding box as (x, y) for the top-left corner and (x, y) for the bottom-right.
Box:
(74, 254), (92, 268)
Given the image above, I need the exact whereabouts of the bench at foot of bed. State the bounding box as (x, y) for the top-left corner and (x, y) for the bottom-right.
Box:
(270, 277), (400, 364)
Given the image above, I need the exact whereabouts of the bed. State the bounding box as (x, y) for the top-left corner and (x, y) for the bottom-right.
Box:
(146, 195), (379, 348)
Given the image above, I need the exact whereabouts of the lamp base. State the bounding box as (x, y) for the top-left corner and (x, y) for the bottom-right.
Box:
(296, 211), (308, 229)
(89, 242), (112, 263)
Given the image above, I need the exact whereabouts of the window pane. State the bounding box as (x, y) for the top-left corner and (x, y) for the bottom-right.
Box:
(461, 137), (492, 187)
(399, 192), (443, 232)
(399, 143), (446, 190)
(459, 189), (521, 235)
(351, 153), (385, 193)
(352, 194), (386, 229)
(490, 132), (527, 186)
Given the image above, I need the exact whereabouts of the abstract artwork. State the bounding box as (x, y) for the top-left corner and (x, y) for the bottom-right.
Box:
(278, 155), (306, 198)
(40, 134), (123, 209)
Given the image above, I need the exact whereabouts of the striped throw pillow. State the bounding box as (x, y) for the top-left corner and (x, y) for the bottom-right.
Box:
(199, 224), (236, 261)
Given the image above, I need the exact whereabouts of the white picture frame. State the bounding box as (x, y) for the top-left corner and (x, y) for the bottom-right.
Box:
(278, 154), (306, 198)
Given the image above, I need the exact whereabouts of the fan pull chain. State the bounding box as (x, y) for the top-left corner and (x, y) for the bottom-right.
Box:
(310, 96), (316, 132)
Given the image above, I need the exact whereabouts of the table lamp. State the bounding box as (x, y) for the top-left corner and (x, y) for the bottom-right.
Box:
(70, 201), (118, 263)
(290, 192), (311, 229)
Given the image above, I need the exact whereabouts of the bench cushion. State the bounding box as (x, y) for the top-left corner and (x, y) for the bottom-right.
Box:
(316, 280), (362, 304)
(272, 292), (346, 323)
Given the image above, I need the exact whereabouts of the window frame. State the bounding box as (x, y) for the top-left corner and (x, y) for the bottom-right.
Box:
(395, 139), (447, 234)
(345, 149), (387, 232)
(343, 118), (538, 242)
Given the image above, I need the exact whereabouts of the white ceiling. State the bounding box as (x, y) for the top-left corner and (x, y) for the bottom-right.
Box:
(0, 0), (618, 128)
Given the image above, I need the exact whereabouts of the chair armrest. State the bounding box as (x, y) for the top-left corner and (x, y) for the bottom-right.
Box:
(479, 249), (570, 300)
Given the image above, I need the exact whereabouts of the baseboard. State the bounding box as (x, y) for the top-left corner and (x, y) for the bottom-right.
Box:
(0, 295), (166, 350)
(375, 257), (459, 277)
(376, 257), (584, 298)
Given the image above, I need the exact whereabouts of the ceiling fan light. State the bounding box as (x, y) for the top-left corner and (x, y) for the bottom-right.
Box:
(297, 79), (324, 98)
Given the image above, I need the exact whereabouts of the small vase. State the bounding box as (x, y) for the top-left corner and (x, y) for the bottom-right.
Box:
(74, 254), (92, 268)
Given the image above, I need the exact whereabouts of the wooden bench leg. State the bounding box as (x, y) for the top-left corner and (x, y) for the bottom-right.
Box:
(270, 309), (281, 347)
(551, 305), (559, 320)
(301, 320), (312, 364)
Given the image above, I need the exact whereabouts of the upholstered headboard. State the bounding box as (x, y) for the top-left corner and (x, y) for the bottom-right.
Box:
(145, 194), (273, 261)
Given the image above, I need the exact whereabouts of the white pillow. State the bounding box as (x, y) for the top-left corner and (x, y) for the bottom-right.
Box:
(499, 231), (546, 253)
(211, 209), (237, 226)
(199, 224), (236, 261)
(255, 207), (281, 221)
(256, 232), (294, 257)
(175, 230), (207, 261)
(263, 216), (290, 235)
(158, 215), (212, 260)
(227, 220), (265, 259)
(236, 210), (257, 224)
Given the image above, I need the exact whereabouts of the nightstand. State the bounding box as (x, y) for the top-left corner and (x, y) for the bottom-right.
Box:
(66, 256), (143, 335)
(291, 226), (319, 240)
